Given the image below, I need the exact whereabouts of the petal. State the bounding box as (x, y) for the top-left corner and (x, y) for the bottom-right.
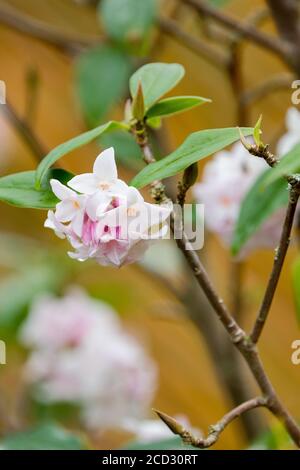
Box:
(44, 211), (66, 239)
(50, 179), (74, 200)
(86, 191), (111, 220)
(145, 202), (172, 227)
(110, 179), (130, 194)
(55, 200), (77, 222)
(126, 186), (144, 205)
(68, 174), (98, 195)
(93, 147), (117, 181)
(72, 210), (85, 237)
(286, 107), (300, 131)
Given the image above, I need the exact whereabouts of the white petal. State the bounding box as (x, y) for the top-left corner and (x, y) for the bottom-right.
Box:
(286, 107), (300, 131)
(126, 186), (144, 205)
(44, 211), (66, 239)
(145, 203), (172, 227)
(110, 179), (130, 194)
(93, 147), (117, 181)
(68, 174), (98, 194)
(50, 179), (74, 200)
(86, 191), (111, 220)
(72, 211), (85, 237)
(55, 200), (77, 222)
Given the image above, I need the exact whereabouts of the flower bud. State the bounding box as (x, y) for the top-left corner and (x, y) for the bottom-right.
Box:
(183, 162), (198, 189)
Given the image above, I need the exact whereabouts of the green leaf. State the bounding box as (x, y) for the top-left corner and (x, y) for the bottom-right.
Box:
(131, 127), (253, 188)
(263, 142), (300, 185)
(292, 255), (300, 325)
(231, 169), (288, 255)
(0, 168), (73, 209)
(253, 114), (262, 146)
(75, 45), (132, 127)
(130, 63), (185, 110)
(123, 436), (197, 450)
(132, 81), (145, 120)
(146, 95), (211, 119)
(147, 116), (162, 129)
(35, 120), (128, 187)
(0, 423), (85, 450)
(99, 0), (156, 48)
(248, 422), (291, 450)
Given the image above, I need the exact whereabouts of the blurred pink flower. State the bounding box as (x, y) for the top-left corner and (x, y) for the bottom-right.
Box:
(193, 142), (285, 256)
(20, 288), (157, 430)
(124, 415), (200, 444)
(277, 107), (300, 156)
(45, 148), (171, 267)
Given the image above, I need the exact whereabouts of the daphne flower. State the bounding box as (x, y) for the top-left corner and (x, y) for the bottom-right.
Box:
(20, 288), (157, 430)
(45, 148), (172, 267)
(277, 107), (300, 156)
(67, 147), (128, 195)
(193, 142), (285, 256)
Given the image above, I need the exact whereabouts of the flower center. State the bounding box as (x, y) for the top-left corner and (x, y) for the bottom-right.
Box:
(98, 181), (110, 191)
(127, 206), (137, 217)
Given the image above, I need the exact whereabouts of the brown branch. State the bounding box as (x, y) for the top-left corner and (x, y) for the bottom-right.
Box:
(227, 7), (274, 126)
(136, 123), (265, 439)
(181, 0), (290, 64)
(251, 189), (300, 343)
(0, 2), (101, 54)
(132, 121), (300, 448)
(266, 0), (300, 72)
(155, 397), (267, 448)
(241, 74), (294, 107)
(2, 100), (46, 161)
(158, 17), (230, 69)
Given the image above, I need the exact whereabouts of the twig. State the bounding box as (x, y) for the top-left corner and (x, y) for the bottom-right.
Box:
(132, 121), (300, 448)
(227, 7), (272, 126)
(266, 0), (300, 75)
(251, 190), (300, 343)
(135, 122), (265, 439)
(181, 0), (291, 64)
(2, 100), (46, 161)
(241, 74), (294, 107)
(0, 2), (101, 54)
(158, 17), (230, 69)
(24, 67), (40, 126)
(155, 397), (267, 448)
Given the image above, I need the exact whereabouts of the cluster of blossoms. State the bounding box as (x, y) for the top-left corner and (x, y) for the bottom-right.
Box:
(20, 288), (157, 430)
(194, 107), (300, 256)
(45, 148), (171, 267)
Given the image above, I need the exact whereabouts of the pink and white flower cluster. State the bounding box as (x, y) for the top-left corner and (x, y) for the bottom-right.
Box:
(194, 108), (300, 256)
(45, 148), (171, 267)
(20, 288), (157, 430)
(277, 107), (300, 156)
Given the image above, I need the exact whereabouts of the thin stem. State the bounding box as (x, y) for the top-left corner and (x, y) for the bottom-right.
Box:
(155, 397), (267, 448)
(2, 100), (46, 161)
(241, 74), (294, 107)
(0, 2), (101, 54)
(143, 124), (264, 439)
(158, 17), (230, 69)
(266, 0), (300, 75)
(174, 228), (245, 342)
(132, 122), (300, 448)
(181, 0), (291, 64)
(251, 193), (299, 343)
